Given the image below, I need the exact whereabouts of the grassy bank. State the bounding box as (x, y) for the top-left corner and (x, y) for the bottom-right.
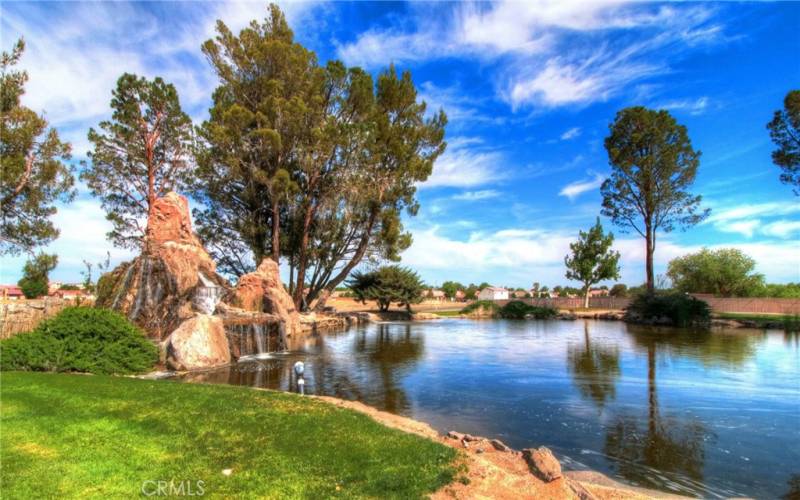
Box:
(1, 372), (456, 498)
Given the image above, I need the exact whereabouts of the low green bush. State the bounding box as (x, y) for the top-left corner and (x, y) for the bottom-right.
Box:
(625, 292), (710, 327)
(460, 300), (499, 315)
(0, 307), (158, 374)
(499, 300), (557, 319)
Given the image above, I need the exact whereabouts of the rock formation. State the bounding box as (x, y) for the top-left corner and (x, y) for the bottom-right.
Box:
(165, 314), (230, 370)
(229, 258), (301, 336)
(96, 192), (228, 339)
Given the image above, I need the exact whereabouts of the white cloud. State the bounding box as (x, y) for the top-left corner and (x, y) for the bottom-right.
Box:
(658, 96), (710, 115)
(704, 202), (800, 238)
(422, 138), (506, 189)
(559, 173), (605, 200)
(451, 190), (502, 201)
(715, 219), (760, 238)
(762, 220), (800, 239)
(560, 127), (581, 140)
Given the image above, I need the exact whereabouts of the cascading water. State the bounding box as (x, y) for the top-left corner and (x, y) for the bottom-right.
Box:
(194, 272), (223, 315)
(225, 320), (285, 360)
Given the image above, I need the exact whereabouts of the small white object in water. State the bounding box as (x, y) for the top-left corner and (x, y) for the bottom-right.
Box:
(222, 469), (233, 476)
(294, 361), (305, 377)
(298, 376), (305, 395)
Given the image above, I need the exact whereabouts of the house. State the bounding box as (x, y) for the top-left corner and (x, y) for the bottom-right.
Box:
(511, 290), (528, 299)
(454, 290), (466, 302)
(0, 285), (25, 300)
(588, 288), (609, 297)
(428, 289), (446, 302)
(477, 286), (508, 301)
(51, 289), (88, 299)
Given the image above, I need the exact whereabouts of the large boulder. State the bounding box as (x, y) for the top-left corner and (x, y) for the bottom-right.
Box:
(229, 258), (300, 335)
(165, 315), (230, 370)
(96, 192), (229, 339)
(522, 447), (562, 482)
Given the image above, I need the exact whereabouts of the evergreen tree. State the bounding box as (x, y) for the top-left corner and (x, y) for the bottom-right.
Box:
(767, 89), (800, 195)
(601, 107), (708, 292)
(82, 73), (194, 249)
(1, 39), (74, 256)
(564, 218), (621, 308)
(18, 252), (58, 298)
(347, 265), (425, 312)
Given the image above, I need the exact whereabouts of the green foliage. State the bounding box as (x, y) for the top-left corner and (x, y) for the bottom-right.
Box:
(1, 372), (457, 498)
(460, 300), (499, 316)
(667, 248), (765, 296)
(194, 4), (446, 312)
(602, 107), (708, 291)
(609, 284), (628, 297)
(0, 307), (158, 374)
(626, 292), (710, 327)
(347, 266), (425, 312)
(767, 89), (800, 194)
(748, 282), (800, 298)
(82, 73), (194, 249)
(1, 39), (75, 255)
(564, 217), (621, 306)
(441, 281), (462, 300)
(498, 301), (557, 320)
(17, 252), (57, 298)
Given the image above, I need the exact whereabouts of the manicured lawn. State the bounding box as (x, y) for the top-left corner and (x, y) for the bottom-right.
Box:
(1, 372), (456, 499)
(714, 312), (795, 321)
(433, 310), (462, 317)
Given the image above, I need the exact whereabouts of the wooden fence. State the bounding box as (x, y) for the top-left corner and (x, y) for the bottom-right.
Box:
(494, 296), (800, 315)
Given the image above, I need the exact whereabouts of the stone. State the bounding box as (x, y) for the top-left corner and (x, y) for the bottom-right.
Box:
(447, 431), (466, 441)
(522, 446), (562, 482)
(165, 315), (231, 371)
(96, 192), (229, 339)
(490, 439), (513, 452)
(463, 434), (482, 442)
(230, 258), (300, 335)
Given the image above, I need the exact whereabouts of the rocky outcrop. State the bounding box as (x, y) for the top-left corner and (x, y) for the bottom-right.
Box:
(96, 192), (228, 339)
(229, 258), (300, 336)
(522, 447), (563, 482)
(165, 314), (230, 370)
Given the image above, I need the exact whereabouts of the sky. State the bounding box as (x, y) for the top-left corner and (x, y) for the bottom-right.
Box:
(1, 1), (799, 289)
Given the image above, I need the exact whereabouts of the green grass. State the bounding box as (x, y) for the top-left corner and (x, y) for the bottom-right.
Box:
(433, 310), (462, 317)
(1, 372), (457, 499)
(714, 312), (795, 321)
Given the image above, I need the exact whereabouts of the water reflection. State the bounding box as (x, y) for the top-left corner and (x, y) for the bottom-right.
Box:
(567, 323), (620, 410)
(171, 319), (799, 499)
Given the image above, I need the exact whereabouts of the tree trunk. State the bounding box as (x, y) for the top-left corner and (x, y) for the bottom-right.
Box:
(584, 286), (590, 309)
(292, 202), (316, 310)
(271, 198), (280, 263)
(645, 225), (655, 292)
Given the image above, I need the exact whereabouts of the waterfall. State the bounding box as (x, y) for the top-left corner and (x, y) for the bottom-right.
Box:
(225, 320), (285, 359)
(254, 323), (266, 353)
(194, 272), (223, 315)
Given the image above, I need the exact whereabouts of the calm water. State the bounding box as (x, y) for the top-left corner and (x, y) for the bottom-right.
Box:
(175, 319), (800, 498)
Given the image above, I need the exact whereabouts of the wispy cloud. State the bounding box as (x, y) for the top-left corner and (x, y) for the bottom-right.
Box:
(422, 138), (506, 189)
(560, 127), (581, 140)
(657, 96), (710, 115)
(704, 201), (800, 238)
(452, 190), (502, 201)
(559, 172), (605, 200)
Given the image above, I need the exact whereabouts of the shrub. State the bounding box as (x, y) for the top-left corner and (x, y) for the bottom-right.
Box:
(1, 307), (158, 374)
(625, 292), (710, 327)
(499, 300), (557, 319)
(460, 300), (499, 316)
(346, 265), (425, 312)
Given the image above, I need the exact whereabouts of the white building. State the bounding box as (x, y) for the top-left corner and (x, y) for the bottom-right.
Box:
(477, 286), (509, 301)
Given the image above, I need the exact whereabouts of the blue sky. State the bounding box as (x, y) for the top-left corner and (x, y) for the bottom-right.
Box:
(1, 1), (798, 288)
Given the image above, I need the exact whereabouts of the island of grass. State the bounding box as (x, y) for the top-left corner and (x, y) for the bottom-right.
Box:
(1, 372), (457, 498)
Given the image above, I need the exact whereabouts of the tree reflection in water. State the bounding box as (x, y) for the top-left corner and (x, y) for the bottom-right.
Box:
(567, 322), (620, 410)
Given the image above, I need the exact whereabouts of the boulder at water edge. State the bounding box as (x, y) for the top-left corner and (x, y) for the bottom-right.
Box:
(165, 315), (230, 371)
(229, 258), (301, 335)
(522, 447), (563, 482)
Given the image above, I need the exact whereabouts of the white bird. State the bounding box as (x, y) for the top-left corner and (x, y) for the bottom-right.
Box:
(293, 361), (304, 377)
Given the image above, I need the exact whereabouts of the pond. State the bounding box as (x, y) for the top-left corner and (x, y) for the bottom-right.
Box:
(173, 319), (800, 498)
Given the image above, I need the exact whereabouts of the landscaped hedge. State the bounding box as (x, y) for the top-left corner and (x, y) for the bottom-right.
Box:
(499, 300), (557, 319)
(625, 292), (711, 327)
(460, 300), (499, 317)
(0, 307), (158, 374)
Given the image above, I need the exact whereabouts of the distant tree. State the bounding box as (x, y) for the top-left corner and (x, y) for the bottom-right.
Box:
(609, 284), (628, 298)
(82, 73), (194, 249)
(767, 90), (800, 194)
(17, 252), (57, 298)
(478, 282), (491, 290)
(751, 282), (800, 299)
(1, 39), (74, 256)
(441, 281), (462, 300)
(464, 283), (479, 300)
(602, 107), (709, 292)
(347, 266), (425, 312)
(539, 285), (549, 298)
(80, 251), (111, 293)
(667, 248), (765, 297)
(565, 218), (621, 308)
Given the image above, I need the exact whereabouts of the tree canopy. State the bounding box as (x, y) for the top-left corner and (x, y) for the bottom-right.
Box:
(767, 89), (800, 195)
(346, 265), (425, 312)
(666, 248), (765, 297)
(601, 106), (708, 291)
(82, 73), (194, 249)
(194, 4), (446, 310)
(564, 218), (621, 307)
(18, 252), (58, 298)
(1, 39), (74, 256)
